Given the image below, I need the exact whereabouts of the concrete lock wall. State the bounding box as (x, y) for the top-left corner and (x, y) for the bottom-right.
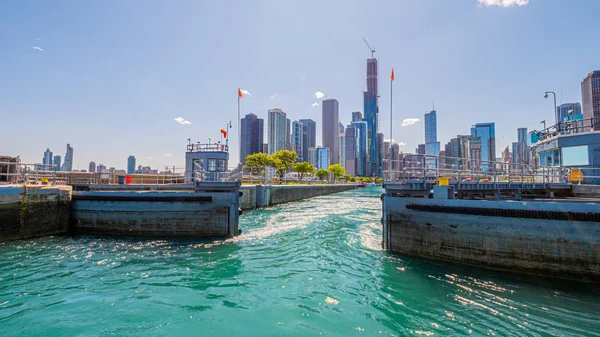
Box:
(247, 184), (356, 209)
(0, 185), (72, 240)
(240, 186), (257, 210)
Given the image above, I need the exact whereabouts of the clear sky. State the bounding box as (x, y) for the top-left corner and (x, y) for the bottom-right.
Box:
(1, 0), (599, 171)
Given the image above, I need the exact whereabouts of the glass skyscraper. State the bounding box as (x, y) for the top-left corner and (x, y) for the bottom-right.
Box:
(291, 121), (304, 162)
(240, 113), (264, 163)
(322, 99), (340, 165)
(363, 57), (380, 177)
(470, 123), (496, 170)
(581, 70), (600, 130)
(53, 155), (61, 172)
(127, 155), (136, 174)
(42, 149), (53, 171)
(62, 144), (73, 172)
(299, 119), (316, 165)
(556, 103), (582, 124)
(352, 121), (368, 176)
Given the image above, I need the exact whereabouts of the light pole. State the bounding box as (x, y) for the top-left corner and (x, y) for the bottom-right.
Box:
(544, 91), (557, 125)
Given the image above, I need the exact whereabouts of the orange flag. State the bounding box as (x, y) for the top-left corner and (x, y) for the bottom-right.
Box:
(238, 88), (243, 99)
(391, 68), (395, 82)
(220, 129), (227, 138)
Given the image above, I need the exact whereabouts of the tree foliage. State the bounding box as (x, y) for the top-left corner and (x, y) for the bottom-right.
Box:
(327, 164), (345, 179)
(375, 177), (383, 185)
(271, 150), (297, 180)
(343, 174), (351, 182)
(315, 168), (328, 180)
(244, 153), (271, 180)
(293, 161), (315, 181)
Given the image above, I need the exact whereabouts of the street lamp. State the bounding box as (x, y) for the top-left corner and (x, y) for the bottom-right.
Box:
(544, 91), (557, 125)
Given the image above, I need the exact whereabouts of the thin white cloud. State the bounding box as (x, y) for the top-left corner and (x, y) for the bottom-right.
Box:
(270, 94), (277, 100)
(398, 142), (407, 146)
(174, 117), (192, 125)
(478, 0), (528, 7)
(240, 89), (252, 97)
(401, 118), (421, 127)
(311, 102), (320, 107)
(32, 46), (43, 52)
(146, 157), (153, 160)
(164, 153), (173, 157)
(300, 73), (307, 82)
(314, 91), (325, 100)
(36, 37), (40, 41)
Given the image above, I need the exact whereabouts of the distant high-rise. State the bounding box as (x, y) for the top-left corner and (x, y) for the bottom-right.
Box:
(352, 111), (363, 122)
(345, 125), (358, 176)
(62, 144), (73, 172)
(127, 156), (136, 174)
(42, 149), (53, 171)
(581, 70), (600, 130)
(424, 110), (441, 167)
(53, 155), (61, 172)
(97, 164), (107, 173)
(470, 123), (496, 170)
(424, 110), (437, 144)
(557, 103), (582, 124)
(309, 147), (330, 170)
(416, 144), (425, 155)
(299, 119), (316, 164)
(352, 121), (368, 176)
(322, 99), (340, 165)
(286, 118), (292, 151)
(338, 123), (345, 166)
(512, 127), (529, 169)
(240, 113), (264, 163)
(291, 121), (304, 162)
(89, 161), (96, 174)
(364, 57), (380, 176)
(268, 109), (288, 154)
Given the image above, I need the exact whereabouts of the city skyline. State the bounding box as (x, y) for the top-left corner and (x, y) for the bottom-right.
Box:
(2, 1), (600, 170)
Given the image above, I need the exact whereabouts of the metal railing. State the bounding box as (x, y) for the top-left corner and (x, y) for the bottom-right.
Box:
(383, 154), (568, 185)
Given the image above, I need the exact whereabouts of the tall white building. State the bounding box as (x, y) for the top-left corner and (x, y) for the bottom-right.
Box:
(268, 109), (288, 154)
(62, 144), (74, 172)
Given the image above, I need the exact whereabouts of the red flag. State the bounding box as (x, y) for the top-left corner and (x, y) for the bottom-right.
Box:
(391, 68), (395, 82)
(238, 88), (243, 99)
(220, 129), (227, 138)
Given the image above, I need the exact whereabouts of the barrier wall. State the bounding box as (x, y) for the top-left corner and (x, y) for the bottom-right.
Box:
(0, 185), (72, 240)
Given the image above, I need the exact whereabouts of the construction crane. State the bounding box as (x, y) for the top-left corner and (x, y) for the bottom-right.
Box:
(362, 37), (375, 58)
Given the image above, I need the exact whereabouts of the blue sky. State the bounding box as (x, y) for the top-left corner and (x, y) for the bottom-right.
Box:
(1, 0), (599, 170)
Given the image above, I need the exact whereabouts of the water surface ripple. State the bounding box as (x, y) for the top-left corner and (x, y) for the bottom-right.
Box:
(1, 188), (599, 336)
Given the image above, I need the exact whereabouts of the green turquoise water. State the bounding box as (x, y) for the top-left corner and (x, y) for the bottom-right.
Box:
(1, 188), (599, 336)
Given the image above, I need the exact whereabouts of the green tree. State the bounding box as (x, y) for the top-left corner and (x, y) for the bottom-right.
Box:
(315, 168), (327, 181)
(244, 153), (271, 180)
(293, 161), (315, 181)
(271, 150), (297, 180)
(327, 164), (345, 180)
(375, 177), (383, 185)
(362, 177), (373, 183)
(355, 176), (363, 182)
(342, 174), (351, 182)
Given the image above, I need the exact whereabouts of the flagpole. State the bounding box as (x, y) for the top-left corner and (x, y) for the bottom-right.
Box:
(238, 91), (241, 163)
(389, 68), (394, 182)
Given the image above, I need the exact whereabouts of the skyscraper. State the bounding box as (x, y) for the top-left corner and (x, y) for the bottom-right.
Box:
(240, 113), (264, 163)
(424, 110), (437, 144)
(363, 57), (380, 176)
(512, 127), (529, 169)
(345, 125), (358, 176)
(352, 111), (363, 122)
(322, 99), (339, 165)
(309, 147), (330, 170)
(352, 121), (368, 176)
(470, 123), (496, 170)
(286, 118), (292, 151)
(268, 109), (288, 154)
(127, 156), (136, 174)
(62, 144), (73, 172)
(299, 119), (316, 164)
(53, 155), (61, 172)
(424, 110), (441, 167)
(556, 103), (582, 124)
(89, 161), (96, 174)
(42, 149), (53, 171)
(338, 123), (345, 166)
(291, 121), (304, 162)
(581, 70), (600, 130)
